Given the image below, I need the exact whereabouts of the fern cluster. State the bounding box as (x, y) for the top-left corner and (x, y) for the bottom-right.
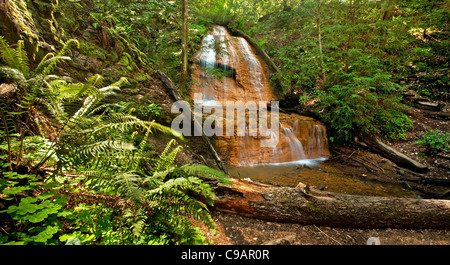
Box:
(1, 36), (229, 245)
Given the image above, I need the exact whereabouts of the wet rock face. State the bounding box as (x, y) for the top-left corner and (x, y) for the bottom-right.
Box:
(190, 26), (329, 166)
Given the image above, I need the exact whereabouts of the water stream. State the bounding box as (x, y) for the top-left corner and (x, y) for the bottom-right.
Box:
(190, 25), (329, 167)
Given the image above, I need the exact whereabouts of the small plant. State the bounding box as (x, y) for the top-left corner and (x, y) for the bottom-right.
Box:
(415, 130), (450, 154)
(138, 103), (162, 118)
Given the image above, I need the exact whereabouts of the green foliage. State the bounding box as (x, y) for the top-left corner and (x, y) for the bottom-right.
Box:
(1, 35), (227, 245)
(0, 158), (71, 244)
(137, 103), (162, 118)
(119, 52), (136, 71)
(415, 130), (450, 154)
(317, 72), (412, 143)
(230, 0), (448, 143)
(141, 139), (230, 244)
(0, 37), (30, 78)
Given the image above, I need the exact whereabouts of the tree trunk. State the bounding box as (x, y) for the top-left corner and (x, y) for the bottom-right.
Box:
(361, 136), (428, 173)
(317, 16), (326, 85)
(180, 0), (189, 94)
(424, 111), (450, 120)
(214, 179), (450, 229)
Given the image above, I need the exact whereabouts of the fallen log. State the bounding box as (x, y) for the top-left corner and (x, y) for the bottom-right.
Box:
(401, 91), (445, 111)
(424, 111), (450, 120)
(157, 71), (229, 175)
(214, 179), (450, 229)
(414, 101), (445, 111)
(360, 136), (428, 173)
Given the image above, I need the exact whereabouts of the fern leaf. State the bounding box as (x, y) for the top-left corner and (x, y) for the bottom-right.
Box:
(0, 37), (30, 79)
(16, 40), (30, 78)
(34, 55), (71, 76)
(0, 37), (19, 70)
(154, 140), (182, 172)
(98, 113), (182, 139)
(146, 187), (215, 230)
(41, 39), (79, 76)
(33, 52), (55, 75)
(0, 66), (27, 85)
(75, 140), (136, 160)
(181, 164), (230, 185)
(131, 124), (152, 170)
(152, 122), (183, 139)
(113, 171), (143, 204)
(145, 166), (176, 185)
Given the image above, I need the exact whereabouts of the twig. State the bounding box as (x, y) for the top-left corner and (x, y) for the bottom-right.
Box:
(330, 150), (356, 160)
(360, 157), (385, 173)
(351, 157), (378, 174)
(313, 225), (343, 245)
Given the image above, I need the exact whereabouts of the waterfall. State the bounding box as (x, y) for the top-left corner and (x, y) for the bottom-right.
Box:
(283, 126), (307, 161)
(190, 25), (329, 166)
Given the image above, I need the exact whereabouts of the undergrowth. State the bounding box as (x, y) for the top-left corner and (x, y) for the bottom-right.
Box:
(0, 36), (229, 245)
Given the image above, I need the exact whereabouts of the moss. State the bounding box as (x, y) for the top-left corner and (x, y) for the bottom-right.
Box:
(305, 200), (322, 212)
(0, 0), (39, 58)
(126, 77), (139, 88)
(28, 0), (65, 45)
(107, 50), (119, 63)
(56, 0), (82, 35)
(126, 88), (140, 95)
(78, 39), (109, 61)
(137, 73), (148, 82)
(119, 52), (136, 71)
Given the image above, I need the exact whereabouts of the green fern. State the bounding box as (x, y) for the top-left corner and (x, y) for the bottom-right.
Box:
(181, 164), (231, 185)
(0, 37), (29, 78)
(140, 139), (230, 243)
(153, 139), (183, 172)
(113, 171), (143, 204)
(37, 39), (79, 77)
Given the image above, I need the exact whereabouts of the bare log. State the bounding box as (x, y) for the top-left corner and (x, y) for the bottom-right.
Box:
(424, 111), (450, 120)
(157, 71), (229, 175)
(214, 179), (450, 229)
(361, 136), (428, 173)
(401, 91), (445, 111)
(414, 101), (445, 111)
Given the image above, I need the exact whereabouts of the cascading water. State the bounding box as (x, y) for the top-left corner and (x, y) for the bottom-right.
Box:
(197, 34), (216, 103)
(190, 25), (329, 166)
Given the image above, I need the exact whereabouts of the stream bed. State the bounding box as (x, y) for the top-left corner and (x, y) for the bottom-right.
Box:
(227, 159), (418, 198)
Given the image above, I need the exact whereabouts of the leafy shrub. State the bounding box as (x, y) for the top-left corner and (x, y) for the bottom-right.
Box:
(415, 130), (450, 154)
(317, 73), (412, 143)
